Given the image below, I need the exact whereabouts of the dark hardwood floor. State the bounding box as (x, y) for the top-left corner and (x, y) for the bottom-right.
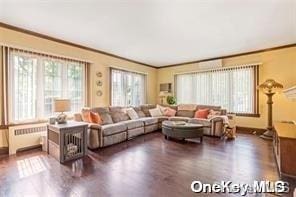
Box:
(0, 132), (295, 197)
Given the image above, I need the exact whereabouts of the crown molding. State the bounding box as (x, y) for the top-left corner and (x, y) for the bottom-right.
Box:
(1, 22), (295, 69)
(160, 43), (296, 68)
(0, 22), (157, 69)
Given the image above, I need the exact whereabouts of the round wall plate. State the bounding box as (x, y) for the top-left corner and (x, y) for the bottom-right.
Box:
(96, 80), (103, 86)
(96, 72), (102, 77)
(96, 90), (103, 96)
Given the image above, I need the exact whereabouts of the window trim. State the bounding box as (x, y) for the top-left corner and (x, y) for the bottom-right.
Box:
(110, 67), (147, 106)
(174, 65), (260, 117)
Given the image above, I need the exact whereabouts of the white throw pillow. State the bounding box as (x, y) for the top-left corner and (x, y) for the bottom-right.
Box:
(149, 108), (162, 117)
(126, 108), (139, 120)
(157, 104), (166, 115)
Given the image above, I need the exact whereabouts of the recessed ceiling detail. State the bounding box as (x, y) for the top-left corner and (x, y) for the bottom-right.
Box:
(0, 0), (295, 67)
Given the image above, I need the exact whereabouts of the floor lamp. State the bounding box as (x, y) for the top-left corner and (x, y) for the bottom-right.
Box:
(258, 79), (283, 140)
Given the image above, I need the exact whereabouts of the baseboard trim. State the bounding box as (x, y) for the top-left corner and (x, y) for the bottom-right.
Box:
(237, 126), (266, 135)
(0, 147), (8, 155)
(17, 144), (42, 153)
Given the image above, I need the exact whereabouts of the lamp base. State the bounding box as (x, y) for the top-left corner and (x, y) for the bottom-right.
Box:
(56, 113), (67, 124)
(260, 129), (273, 140)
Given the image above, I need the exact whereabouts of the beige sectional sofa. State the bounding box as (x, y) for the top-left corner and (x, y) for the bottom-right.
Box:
(74, 104), (226, 149)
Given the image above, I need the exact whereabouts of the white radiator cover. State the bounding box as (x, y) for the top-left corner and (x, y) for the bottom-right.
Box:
(9, 123), (47, 155)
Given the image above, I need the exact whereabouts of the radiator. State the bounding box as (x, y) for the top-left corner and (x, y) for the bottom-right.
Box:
(8, 123), (47, 155)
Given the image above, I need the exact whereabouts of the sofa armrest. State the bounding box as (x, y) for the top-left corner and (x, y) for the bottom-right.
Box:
(87, 123), (103, 149)
(188, 118), (210, 125)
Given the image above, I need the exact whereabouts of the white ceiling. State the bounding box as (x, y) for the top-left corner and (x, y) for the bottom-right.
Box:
(0, 0), (295, 67)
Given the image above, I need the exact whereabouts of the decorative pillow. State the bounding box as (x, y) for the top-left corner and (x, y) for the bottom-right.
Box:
(126, 108), (139, 120)
(209, 109), (221, 116)
(140, 104), (156, 117)
(81, 108), (91, 122)
(149, 108), (162, 117)
(164, 108), (176, 117)
(90, 112), (102, 124)
(194, 108), (210, 119)
(100, 113), (114, 125)
(157, 104), (167, 115)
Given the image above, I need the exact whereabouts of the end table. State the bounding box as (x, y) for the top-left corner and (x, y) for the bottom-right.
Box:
(47, 121), (88, 163)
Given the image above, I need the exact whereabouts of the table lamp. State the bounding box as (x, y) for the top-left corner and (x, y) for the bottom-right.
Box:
(159, 91), (166, 104)
(258, 79), (283, 139)
(54, 99), (71, 124)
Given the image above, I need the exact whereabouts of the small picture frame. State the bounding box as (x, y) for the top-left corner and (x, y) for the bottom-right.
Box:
(96, 90), (103, 96)
(96, 72), (102, 77)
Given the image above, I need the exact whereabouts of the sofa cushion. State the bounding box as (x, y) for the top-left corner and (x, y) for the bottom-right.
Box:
(140, 104), (156, 117)
(133, 107), (146, 118)
(168, 117), (190, 122)
(176, 110), (195, 118)
(100, 113), (114, 125)
(178, 104), (197, 111)
(196, 105), (221, 111)
(139, 117), (158, 125)
(123, 120), (144, 129)
(91, 107), (110, 114)
(109, 106), (124, 112)
(156, 116), (168, 123)
(188, 118), (211, 127)
(101, 122), (127, 136)
(110, 111), (130, 123)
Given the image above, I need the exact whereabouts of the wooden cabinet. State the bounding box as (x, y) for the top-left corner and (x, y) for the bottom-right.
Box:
(273, 122), (296, 178)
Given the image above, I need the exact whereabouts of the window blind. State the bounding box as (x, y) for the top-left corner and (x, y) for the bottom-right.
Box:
(111, 68), (146, 106)
(8, 48), (87, 123)
(175, 65), (259, 114)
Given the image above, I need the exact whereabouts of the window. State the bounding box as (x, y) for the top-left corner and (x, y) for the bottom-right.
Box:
(111, 68), (146, 106)
(175, 65), (259, 114)
(9, 49), (86, 123)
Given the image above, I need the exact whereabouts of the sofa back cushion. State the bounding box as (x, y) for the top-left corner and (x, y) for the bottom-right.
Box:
(91, 107), (110, 114)
(177, 104), (197, 111)
(176, 110), (195, 118)
(133, 107), (146, 118)
(196, 105), (221, 111)
(140, 104), (156, 117)
(100, 113), (114, 125)
(110, 111), (130, 123)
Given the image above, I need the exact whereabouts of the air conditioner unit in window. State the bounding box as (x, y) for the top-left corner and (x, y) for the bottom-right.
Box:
(198, 59), (222, 70)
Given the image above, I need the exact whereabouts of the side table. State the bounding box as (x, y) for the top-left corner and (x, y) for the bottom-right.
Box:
(47, 121), (88, 163)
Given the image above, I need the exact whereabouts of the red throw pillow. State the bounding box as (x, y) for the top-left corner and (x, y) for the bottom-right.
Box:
(90, 112), (102, 124)
(164, 107), (176, 117)
(194, 109), (210, 119)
